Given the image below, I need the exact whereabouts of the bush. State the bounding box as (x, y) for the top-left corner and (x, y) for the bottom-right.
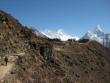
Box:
(78, 39), (89, 43)
(68, 39), (76, 42)
(52, 38), (61, 42)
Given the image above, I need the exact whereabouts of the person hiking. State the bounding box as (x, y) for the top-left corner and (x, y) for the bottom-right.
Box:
(4, 56), (8, 65)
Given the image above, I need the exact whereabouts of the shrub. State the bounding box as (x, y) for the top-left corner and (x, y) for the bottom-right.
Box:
(52, 38), (61, 42)
(68, 39), (76, 42)
(78, 39), (89, 43)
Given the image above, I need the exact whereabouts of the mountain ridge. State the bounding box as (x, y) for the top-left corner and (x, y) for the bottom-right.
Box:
(42, 29), (79, 41)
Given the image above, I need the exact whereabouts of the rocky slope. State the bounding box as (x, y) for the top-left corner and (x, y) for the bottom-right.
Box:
(0, 11), (110, 83)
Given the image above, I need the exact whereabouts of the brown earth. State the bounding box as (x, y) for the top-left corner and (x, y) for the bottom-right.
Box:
(0, 10), (110, 83)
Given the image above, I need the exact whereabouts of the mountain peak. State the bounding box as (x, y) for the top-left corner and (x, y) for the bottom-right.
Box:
(94, 24), (103, 32)
(82, 24), (106, 45)
(93, 25), (105, 37)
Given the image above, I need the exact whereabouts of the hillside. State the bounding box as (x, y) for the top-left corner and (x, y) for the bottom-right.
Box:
(0, 11), (110, 83)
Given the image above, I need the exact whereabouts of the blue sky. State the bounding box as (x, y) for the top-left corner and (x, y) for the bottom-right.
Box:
(0, 0), (110, 37)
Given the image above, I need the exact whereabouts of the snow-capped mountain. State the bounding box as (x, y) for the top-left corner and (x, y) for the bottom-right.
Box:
(93, 25), (105, 38)
(82, 25), (105, 44)
(41, 29), (79, 41)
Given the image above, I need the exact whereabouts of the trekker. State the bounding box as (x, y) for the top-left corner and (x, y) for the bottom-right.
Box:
(4, 56), (8, 65)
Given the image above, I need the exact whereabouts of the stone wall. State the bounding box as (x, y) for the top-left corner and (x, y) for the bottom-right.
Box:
(40, 43), (53, 65)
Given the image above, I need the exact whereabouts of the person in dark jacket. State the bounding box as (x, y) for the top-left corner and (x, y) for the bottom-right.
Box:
(4, 56), (8, 65)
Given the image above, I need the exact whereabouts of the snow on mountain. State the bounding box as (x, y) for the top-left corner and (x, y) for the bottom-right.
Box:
(35, 29), (47, 38)
(41, 29), (79, 41)
(93, 25), (105, 37)
(28, 27), (47, 38)
(82, 25), (105, 44)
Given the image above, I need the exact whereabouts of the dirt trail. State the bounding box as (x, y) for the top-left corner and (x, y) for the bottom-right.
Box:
(0, 62), (14, 80)
(0, 52), (25, 81)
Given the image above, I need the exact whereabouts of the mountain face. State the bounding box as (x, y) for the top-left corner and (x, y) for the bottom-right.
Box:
(93, 25), (105, 37)
(82, 25), (107, 45)
(42, 29), (79, 41)
(0, 11), (110, 83)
